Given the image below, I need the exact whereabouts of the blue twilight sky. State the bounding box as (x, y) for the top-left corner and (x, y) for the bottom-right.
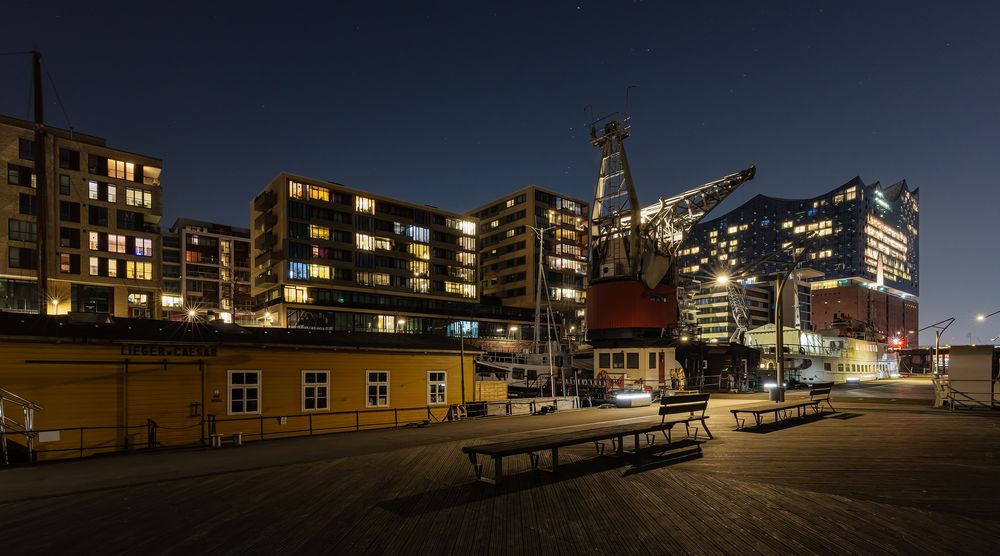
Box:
(5, 1), (999, 345)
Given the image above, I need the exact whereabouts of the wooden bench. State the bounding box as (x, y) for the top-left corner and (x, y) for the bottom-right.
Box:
(730, 382), (836, 430)
(462, 394), (711, 485)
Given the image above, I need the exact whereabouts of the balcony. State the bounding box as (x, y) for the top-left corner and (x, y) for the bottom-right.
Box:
(255, 270), (278, 285)
(254, 232), (277, 251)
(254, 211), (277, 231)
(255, 249), (282, 269)
(254, 190), (277, 212)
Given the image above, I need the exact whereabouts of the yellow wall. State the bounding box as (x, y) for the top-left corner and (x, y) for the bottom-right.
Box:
(0, 340), (475, 460)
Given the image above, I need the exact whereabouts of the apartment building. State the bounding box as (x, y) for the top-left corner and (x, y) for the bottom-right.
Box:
(251, 173), (530, 337)
(0, 115), (162, 318)
(466, 186), (589, 336)
(162, 218), (251, 323)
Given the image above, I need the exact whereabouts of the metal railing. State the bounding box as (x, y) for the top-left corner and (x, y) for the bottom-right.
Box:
(205, 405), (454, 442)
(937, 378), (998, 410)
(0, 387), (42, 465)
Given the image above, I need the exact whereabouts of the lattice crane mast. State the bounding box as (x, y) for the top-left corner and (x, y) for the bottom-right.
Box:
(587, 116), (756, 342)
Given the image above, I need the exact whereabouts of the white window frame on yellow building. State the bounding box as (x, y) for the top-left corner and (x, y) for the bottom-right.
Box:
(228, 370), (261, 415)
(427, 370), (447, 405)
(301, 370), (330, 412)
(366, 370), (390, 408)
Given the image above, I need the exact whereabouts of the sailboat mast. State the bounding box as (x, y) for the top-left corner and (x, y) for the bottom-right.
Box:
(33, 51), (49, 316)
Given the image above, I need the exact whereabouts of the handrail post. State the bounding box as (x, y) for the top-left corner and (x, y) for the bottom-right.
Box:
(355, 410), (359, 431)
(259, 415), (264, 440)
(309, 413), (313, 436)
(394, 408), (398, 428)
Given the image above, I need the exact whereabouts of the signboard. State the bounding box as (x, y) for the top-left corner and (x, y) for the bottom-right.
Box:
(119, 344), (218, 357)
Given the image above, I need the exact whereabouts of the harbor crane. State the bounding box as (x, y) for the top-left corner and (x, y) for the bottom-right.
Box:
(586, 115), (756, 342)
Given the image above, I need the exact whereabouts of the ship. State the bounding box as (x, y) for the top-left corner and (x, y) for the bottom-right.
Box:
(745, 317), (898, 385)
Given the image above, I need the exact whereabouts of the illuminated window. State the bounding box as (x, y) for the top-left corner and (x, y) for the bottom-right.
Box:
(459, 236), (475, 250)
(126, 261), (152, 280)
(288, 261), (309, 280)
(126, 188), (152, 208)
(782, 221), (793, 229)
(88, 180), (99, 200)
(162, 294), (182, 308)
(409, 243), (429, 260)
(108, 259), (118, 277)
(410, 260), (429, 277)
(89, 231), (99, 250)
(727, 226), (738, 234)
(284, 285), (308, 303)
(356, 233), (375, 251)
(289, 181), (305, 199)
(308, 184), (330, 202)
(505, 198), (515, 208)
(309, 264), (331, 280)
(355, 196), (375, 214)
(406, 226), (430, 242)
(108, 234), (126, 254)
(89, 256), (99, 275)
(412, 278), (430, 293)
(445, 282), (476, 298)
(107, 159), (135, 181)
(309, 225), (330, 240)
(456, 252), (476, 266)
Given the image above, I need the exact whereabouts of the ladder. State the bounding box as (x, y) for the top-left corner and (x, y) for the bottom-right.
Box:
(0, 387), (43, 465)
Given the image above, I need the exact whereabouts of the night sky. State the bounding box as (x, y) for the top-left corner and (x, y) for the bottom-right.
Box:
(7, 2), (999, 345)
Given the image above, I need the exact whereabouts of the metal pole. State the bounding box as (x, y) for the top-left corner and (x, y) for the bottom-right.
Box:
(32, 51), (49, 315)
(459, 325), (466, 406)
(533, 228), (546, 353)
(934, 330), (941, 374)
(774, 275), (786, 402)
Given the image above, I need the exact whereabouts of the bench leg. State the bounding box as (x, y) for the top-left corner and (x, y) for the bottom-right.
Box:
(594, 441), (606, 455)
(617, 435), (624, 458)
(701, 419), (714, 439)
(662, 427), (672, 444)
(468, 453), (483, 481)
(494, 456), (503, 485)
(645, 433), (656, 446)
(529, 452), (540, 469)
(826, 399), (836, 413)
(633, 433), (641, 465)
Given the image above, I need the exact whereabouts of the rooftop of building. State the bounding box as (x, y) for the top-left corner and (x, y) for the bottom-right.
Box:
(696, 176), (918, 228)
(259, 172), (477, 222)
(0, 113), (163, 164)
(168, 218), (250, 238)
(465, 184), (590, 217)
(0, 312), (478, 354)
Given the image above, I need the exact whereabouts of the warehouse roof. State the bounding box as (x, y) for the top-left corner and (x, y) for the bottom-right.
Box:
(0, 312), (479, 354)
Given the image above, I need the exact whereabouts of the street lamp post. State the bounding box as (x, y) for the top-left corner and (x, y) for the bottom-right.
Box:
(918, 318), (955, 374)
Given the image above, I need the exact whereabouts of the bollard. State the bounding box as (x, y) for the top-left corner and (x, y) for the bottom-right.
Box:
(209, 433), (223, 448)
(232, 432), (243, 446)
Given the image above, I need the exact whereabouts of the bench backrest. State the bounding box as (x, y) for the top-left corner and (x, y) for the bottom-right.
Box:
(660, 393), (710, 416)
(810, 382), (833, 400)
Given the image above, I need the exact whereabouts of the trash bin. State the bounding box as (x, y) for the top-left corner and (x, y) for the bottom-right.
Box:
(232, 432), (243, 446)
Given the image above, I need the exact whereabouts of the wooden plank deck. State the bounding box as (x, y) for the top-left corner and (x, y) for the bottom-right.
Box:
(1, 398), (998, 555)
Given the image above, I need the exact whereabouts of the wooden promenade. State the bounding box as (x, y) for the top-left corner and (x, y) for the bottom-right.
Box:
(1, 390), (998, 555)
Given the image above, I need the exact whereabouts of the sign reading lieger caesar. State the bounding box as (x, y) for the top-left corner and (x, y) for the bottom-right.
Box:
(120, 344), (218, 357)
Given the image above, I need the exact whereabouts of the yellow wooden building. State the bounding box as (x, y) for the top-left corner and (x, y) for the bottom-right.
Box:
(0, 313), (477, 462)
